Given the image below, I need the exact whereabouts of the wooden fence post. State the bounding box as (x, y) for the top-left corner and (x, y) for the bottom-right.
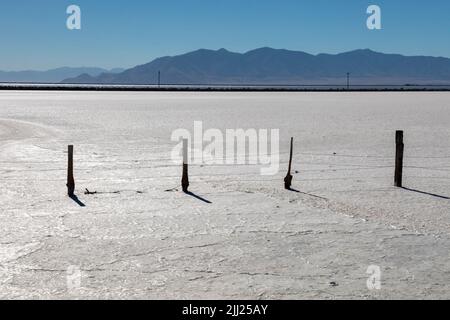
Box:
(181, 139), (189, 193)
(67, 145), (75, 196)
(395, 131), (404, 187)
(284, 137), (294, 189)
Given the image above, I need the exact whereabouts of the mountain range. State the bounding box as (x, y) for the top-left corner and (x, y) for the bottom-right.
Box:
(2, 48), (450, 85)
(61, 48), (450, 85)
(0, 67), (124, 84)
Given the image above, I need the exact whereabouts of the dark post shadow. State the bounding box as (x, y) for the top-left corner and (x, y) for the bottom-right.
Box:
(287, 187), (328, 200)
(70, 194), (86, 207)
(184, 191), (212, 204)
(401, 187), (450, 200)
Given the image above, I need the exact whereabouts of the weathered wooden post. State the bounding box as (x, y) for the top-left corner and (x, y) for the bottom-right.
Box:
(284, 137), (294, 189)
(395, 131), (404, 187)
(181, 139), (189, 193)
(67, 145), (75, 196)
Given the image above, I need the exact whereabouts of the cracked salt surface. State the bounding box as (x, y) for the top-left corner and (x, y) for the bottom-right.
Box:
(0, 91), (449, 299)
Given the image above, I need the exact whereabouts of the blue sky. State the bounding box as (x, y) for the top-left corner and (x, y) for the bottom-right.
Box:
(0, 0), (449, 70)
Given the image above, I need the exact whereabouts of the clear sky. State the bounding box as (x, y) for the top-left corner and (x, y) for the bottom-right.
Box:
(1, 0), (449, 71)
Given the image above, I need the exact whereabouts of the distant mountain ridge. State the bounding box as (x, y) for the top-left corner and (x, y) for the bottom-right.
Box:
(0, 67), (124, 83)
(61, 48), (450, 85)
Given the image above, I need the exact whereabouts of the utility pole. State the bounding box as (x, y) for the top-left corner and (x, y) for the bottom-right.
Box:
(346, 72), (350, 90)
(158, 70), (161, 88)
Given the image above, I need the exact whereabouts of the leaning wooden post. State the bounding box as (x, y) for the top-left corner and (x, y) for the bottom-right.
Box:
(67, 145), (75, 196)
(284, 137), (294, 189)
(395, 131), (404, 187)
(181, 139), (189, 193)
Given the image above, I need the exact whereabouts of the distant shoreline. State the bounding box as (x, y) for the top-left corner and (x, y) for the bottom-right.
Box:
(1, 83), (450, 92)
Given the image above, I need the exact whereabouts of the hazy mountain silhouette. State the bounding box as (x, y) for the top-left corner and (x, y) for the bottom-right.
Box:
(0, 67), (125, 83)
(61, 48), (450, 85)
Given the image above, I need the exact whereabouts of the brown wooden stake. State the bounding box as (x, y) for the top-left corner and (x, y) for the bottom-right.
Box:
(395, 131), (404, 187)
(67, 145), (75, 196)
(181, 139), (189, 193)
(284, 137), (294, 190)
